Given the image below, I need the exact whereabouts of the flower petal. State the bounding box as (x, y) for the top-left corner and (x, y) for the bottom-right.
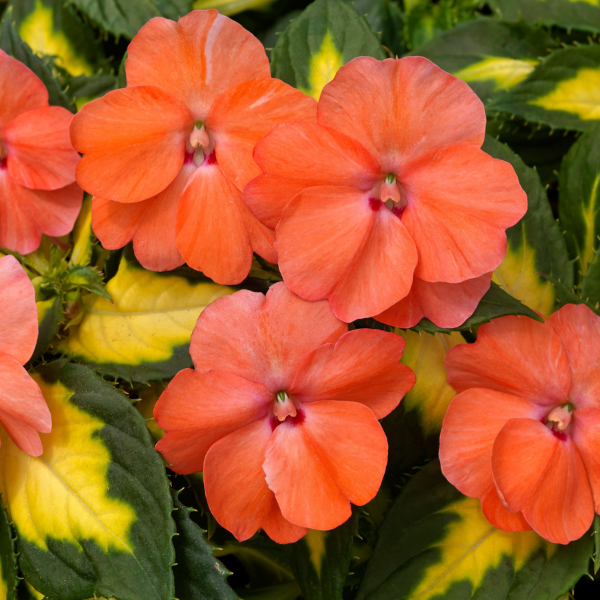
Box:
(0, 354), (51, 457)
(376, 273), (492, 329)
(175, 162), (252, 284)
(570, 407), (600, 513)
(277, 186), (417, 321)
(190, 283), (346, 392)
(4, 106), (79, 190)
(209, 78), (317, 191)
(154, 368), (272, 475)
(480, 486), (531, 532)
(70, 86), (192, 203)
(264, 400), (388, 530)
(247, 122), (380, 228)
(445, 315), (571, 406)
(0, 174), (82, 254)
(126, 10), (270, 119)
(204, 417), (307, 543)
(492, 418), (594, 544)
(440, 388), (540, 499)
(549, 304), (600, 408)
(318, 56), (485, 172)
(401, 145), (527, 283)
(0, 50), (48, 127)
(289, 329), (414, 419)
(0, 255), (38, 364)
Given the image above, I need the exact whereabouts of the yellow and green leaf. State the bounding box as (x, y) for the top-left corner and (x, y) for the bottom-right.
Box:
(289, 515), (356, 600)
(490, 45), (600, 132)
(415, 19), (552, 104)
(33, 295), (62, 360)
(70, 196), (94, 267)
(357, 461), (593, 600)
(192, 0), (274, 16)
(8, 0), (98, 75)
(0, 360), (175, 600)
(559, 124), (600, 287)
(270, 0), (384, 100)
(488, 0), (600, 34)
(0, 499), (18, 600)
(59, 249), (234, 384)
(483, 136), (573, 317)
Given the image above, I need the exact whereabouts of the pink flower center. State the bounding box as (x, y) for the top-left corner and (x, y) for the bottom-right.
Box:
(369, 174), (407, 218)
(271, 391), (305, 430)
(0, 138), (6, 165)
(543, 404), (573, 440)
(185, 122), (216, 167)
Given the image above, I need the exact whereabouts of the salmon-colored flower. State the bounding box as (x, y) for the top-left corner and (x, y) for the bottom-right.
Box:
(244, 56), (527, 324)
(154, 282), (415, 543)
(440, 305), (600, 544)
(0, 255), (51, 456)
(70, 10), (316, 284)
(0, 51), (82, 254)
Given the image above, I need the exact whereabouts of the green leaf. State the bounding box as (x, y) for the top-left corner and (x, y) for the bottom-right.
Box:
(66, 73), (117, 110)
(559, 123), (600, 284)
(65, 265), (112, 302)
(0, 499), (18, 600)
(351, 0), (408, 56)
(582, 250), (600, 308)
(67, 0), (192, 39)
(483, 135), (573, 317)
(411, 282), (543, 334)
(116, 51), (127, 89)
(33, 295), (63, 360)
(594, 515), (600, 574)
(357, 460), (594, 600)
(488, 0), (600, 34)
(192, 0), (274, 16)
(0, 360), (176, 600)
(490, 44), (600, 132)
(171, 489), (238, 600)
(288, 516), (356, 600)
(59, 249), (234, 384)
(414, 19), (553, 104)
(0, 6), (73, 110)
(8, 0), (108, 77)
(270, 0), (385, 100)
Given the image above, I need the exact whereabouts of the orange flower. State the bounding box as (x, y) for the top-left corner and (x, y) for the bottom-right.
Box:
(70, 10), (316, 284)
(154, 282), (415, 543)
(440, 305), (600, 544)
(244, 57), (527, 324)
(0, 51), (82, 254)
(0, 255), (51, 456)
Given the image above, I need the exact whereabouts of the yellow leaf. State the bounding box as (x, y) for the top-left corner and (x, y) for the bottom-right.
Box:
(19, 0), (92, 76)
(59, 253), (234, 381)
(493, 237), (556, 318)
(300, 31), (343, 100)
(454, 57), (538, 91)
(0, 376), (136, 553)
(399, 330), (465, 436)
(530, 67), (600, 120)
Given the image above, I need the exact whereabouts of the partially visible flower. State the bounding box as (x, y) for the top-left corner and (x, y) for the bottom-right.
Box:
(154, 282), (415, 543)
(70, 10), (316, 284)
(0, 255), (51, 456)
(244, 56), (526, 324)
(0, 51), (82, 254)
(440, 305), (600, 544)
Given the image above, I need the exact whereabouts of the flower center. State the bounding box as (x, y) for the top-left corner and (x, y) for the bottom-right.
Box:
(0, 138), (6, 167)
(369, 174), (407, 217)
(544, 403), (573, 439)
(185, 122), (215, 167)
(271, 391), (305, 430)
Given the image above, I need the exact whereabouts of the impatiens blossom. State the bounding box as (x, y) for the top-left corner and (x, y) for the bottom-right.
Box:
(154, 282), (415, 543)
(70, 10), (316, 284)
(0, 51), (82, 254)
(0, 255), (51, 456)
(440, 305), (600, 544)
(244, 56), (527, 325)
